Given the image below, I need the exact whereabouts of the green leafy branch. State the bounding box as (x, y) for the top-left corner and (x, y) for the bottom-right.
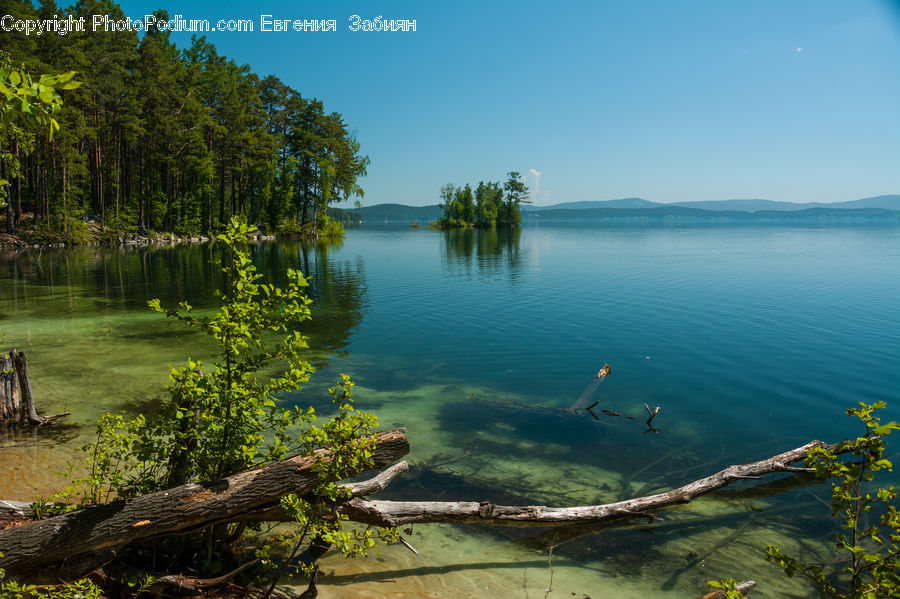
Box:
(0, 52), (80, 209)
(765, 401), (900, 598)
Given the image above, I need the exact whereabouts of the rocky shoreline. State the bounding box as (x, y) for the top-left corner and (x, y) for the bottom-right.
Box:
(0, 225), (278, 250)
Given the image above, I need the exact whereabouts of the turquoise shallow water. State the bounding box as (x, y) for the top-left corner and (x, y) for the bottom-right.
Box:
(1, 223), (899, 597)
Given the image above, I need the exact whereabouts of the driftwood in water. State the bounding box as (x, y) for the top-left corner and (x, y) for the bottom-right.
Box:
(0, 350), (69, 426)
(0, 436), (842, 580)
(0, 429), (410, 574)
(1, 436), (823, 529)
(334, 440), (828, 527)
(238, 439), (831, 528)
(568, 363), (611, 412)
(468, 364), (637, 426)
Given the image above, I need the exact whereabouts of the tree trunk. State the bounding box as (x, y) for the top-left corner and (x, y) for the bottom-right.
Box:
(0, 429), (409, 574)
(2, 154), (12, 234)
(0, 352), (20, 420)
(218, 161), (226, 225)
(12, 351), (40, 425)
(13, 138), (21, 230)
(0, 350), (69, 426)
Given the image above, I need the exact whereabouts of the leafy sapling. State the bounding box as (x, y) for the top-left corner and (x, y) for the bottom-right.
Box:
(765, 401), (900, 598)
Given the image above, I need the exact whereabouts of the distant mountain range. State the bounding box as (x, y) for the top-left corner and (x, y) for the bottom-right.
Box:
(338, 203), (443, 221)
(336, 195), (900, 223)
(523, 195), (900, 212)
(523, 206), (900, 223)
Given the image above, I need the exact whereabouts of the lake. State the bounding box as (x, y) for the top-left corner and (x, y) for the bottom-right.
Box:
(2, 223), (899, 598)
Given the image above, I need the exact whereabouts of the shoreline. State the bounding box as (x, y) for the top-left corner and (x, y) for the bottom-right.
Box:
(0, 222), (290, 250)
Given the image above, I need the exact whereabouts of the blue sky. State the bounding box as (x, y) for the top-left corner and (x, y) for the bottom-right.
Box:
(114, 0), (900, 206)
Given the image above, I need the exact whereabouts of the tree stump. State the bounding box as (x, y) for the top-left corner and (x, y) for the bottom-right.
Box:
(0, 350), (22, 422)
(0, 349), (68, 427)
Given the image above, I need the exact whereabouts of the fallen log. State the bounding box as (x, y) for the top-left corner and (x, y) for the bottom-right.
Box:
(220, 440), (837, 530)
(0, 437), (845, 577)
(0, 428), (409, 574)
(0, 461), (414, 525)
(336, 440), (830, 527)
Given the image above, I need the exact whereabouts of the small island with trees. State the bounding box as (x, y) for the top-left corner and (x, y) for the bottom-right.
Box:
(431, 171), (530, 229)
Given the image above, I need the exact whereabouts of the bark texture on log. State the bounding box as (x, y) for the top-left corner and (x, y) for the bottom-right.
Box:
(0, 429), (409, 574)
(0, 462), (413, 525)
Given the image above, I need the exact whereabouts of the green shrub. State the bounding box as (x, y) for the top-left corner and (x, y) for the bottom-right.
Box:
(60, 217), (391, 590)
(765, 401), (900, 598)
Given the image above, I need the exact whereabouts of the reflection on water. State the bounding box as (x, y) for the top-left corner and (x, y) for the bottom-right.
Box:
(441, 227), (523, 279)
(0, 237), (369, 451)
(257, 239), (368, 358)
(2, 224), (900, 598)
(0, 238), (367, 359)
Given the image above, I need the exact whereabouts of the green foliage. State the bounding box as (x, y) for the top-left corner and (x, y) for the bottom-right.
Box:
(76, 217), (318, 496)
(765, 401), (900, 598)
(52, 209), (94, 245)
(0, 550), (105, 599)
(0, 53), (79, 140)
(435, 175), (527, 229)
(277, 220), (307, 237)
(0, 6), (362, 237)
(278, 215), (342, 239)
(313, 215), (345, 238)
(69, 412), (152, 502)
(705, 578), (746, 598)
(0, 52), (79, 210)
(63, 218), (392, 588)
(0, 578), (105, 599)
(260, 375), (399, 585)
(475, 181), (503, 227)
(501, 171), (530, 227)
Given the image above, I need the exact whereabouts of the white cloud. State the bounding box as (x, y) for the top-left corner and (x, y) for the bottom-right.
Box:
(796, 47), (803, 52)
(525, 168), (551, 205)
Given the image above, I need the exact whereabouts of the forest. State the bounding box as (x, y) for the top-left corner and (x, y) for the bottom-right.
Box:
(0, 0), (368, 241)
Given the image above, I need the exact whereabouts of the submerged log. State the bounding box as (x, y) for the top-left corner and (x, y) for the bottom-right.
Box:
(0, 437), (845, 577)
(568, 363), (611, 412)
(0, 428), (409, 574)
(0, 350), (69, 426)
(335, 440), (828, 527)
